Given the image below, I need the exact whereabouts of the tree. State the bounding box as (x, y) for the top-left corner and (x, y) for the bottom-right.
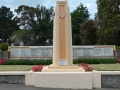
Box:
(96, 0), (120, 45)
(71, 3), (90, 45)
(15, 5), (54, 46)
(14, 5), (36, 30)
(80, 19), (97, 45)
(31, 5), (54, 46)
(0, 6), (19, 43)
(10, 30), (35, 46)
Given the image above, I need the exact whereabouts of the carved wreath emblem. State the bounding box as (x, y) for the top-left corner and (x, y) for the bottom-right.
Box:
(59, 11), (66, 18)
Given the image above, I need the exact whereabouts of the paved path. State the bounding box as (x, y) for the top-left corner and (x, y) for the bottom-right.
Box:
(0, 84), (120, 90)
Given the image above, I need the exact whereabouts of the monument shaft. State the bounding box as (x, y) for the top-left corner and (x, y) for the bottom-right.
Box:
(53, 0), (73, 66)
(42, 0), (84, 72)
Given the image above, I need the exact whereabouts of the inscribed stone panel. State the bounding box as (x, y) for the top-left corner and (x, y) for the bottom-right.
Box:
(11, 48), (22, 57)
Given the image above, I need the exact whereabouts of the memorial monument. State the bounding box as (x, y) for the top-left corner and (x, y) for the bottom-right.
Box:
(42, 0), (84, 72)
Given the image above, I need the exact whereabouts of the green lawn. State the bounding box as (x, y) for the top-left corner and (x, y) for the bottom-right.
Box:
(0, 65), (34, 71)
(0, 64), (120, 71)
(90, 64), (120, 71)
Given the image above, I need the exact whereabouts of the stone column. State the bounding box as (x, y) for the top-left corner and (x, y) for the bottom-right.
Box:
(42, 0), (84, 72)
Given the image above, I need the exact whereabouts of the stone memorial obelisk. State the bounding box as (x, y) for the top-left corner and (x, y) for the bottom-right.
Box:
(42, 0), (84, 72)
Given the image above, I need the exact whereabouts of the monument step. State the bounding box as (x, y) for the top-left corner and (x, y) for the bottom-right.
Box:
(48, 65), (81, 69)
(42, 69), (85, 72)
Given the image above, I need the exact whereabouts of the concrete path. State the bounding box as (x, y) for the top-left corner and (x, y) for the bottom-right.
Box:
(0, 84), (119, 90)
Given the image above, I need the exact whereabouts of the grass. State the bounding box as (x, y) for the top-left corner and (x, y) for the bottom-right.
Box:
(90, 64), (120, 71)
(0, 64), (120, 71)
(0, 65), (34, 71)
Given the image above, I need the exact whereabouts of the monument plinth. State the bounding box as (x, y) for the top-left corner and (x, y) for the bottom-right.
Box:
(42, 0), (84, 72)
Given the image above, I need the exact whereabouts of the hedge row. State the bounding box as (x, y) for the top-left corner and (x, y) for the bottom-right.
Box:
(73, 58), (117, 64)
(6, 59), (52, 65)
(2, 58), (117, 65)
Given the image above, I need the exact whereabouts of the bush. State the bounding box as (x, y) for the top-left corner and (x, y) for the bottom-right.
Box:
(116, 46), (120, 50)
(73, 58), (117, 64)
(6, 59), (52, 65)
(3, 58), (117, 65)
(0, 45), (1, 50)
(1, 43), (8, 51)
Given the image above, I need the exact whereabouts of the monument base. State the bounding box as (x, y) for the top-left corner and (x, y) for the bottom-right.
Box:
(41, 65), (85, 72)
(25, 72), (92, 89)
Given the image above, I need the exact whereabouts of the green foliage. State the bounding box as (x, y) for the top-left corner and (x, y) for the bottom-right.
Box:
(116, 46), (120, 50)
(15, 5), (54, 46)
(96, 0), (120, 45)
(4, 58), (117, 65)
(0, 6), (19, 43)
(10, 30), (35, 46)
(0, 45), (1, 50)
(71, 3), (90, 45)
(6, 59), (52, 65)
(80, 19), (97, 45)
(0, 43), (8, 51)
(73, 58), (117, 64)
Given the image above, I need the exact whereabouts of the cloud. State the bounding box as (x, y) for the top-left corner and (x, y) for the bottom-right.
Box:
(0, 0), (97, 19)
(85, 3), (92, 8)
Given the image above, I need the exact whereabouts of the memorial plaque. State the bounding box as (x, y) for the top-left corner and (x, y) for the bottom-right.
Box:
(103, 48), (113, 56)
(22, 49), (31, 57)
(58, 60), (67, 66)
(83, 49), (94, 56)
(47, 48), (53, 57)
(31, 48), (42, 57)
(42, 48), (51, 57)
(94, 48), (102, 56)
(73, 49), (83, 56)
(94, 48), (113, 56)
(9, 46), (115, 59)
(11, 48), (22, 57)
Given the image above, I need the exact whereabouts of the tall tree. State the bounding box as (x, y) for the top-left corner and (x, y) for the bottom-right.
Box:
(15, 5), (54, 46)
(80, 19), (97, 45)
(96, 0), (120, 45)
(0, 6), (19, 43)
(71, 3), (90, 45)
(14, 5), (36, 30)
(31, 5), (54, 46)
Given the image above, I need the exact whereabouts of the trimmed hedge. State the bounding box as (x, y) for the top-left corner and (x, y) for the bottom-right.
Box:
(6, 59), (52, 65)
(73, 58), (117, 64)
(3, 58), (117, 65)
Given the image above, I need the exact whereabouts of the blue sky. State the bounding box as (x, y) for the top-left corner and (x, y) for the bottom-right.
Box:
(0, 0), (97, 19)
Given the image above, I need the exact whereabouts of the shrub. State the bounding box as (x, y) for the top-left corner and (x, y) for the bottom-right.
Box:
(6, 59), (52, 65)
(0, 45), (1, 50)
(1, 43), (8, 51)
(73, 58), (117, 64)
(116, 46), (120, 50)
(5, 58), (117, 65)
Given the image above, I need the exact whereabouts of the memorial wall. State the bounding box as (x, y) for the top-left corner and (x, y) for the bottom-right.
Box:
(9, 45), (115, 59)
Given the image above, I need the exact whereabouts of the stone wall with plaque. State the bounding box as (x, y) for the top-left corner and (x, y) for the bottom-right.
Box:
(9, 46), (53, 59)
(9, 45), (115, 59)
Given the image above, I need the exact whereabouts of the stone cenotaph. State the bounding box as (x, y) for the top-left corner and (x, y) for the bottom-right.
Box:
(42, 0), (84, 72)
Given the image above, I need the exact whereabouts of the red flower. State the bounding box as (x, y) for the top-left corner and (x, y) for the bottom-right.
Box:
(32, 65), (43, 72)
(116, 58), (120, 63)
(80, 63), (94, 71)
(0, 58), (6, 65)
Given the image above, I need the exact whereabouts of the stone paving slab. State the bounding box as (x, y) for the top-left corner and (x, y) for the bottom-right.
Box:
(0, 84), (120, 90)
